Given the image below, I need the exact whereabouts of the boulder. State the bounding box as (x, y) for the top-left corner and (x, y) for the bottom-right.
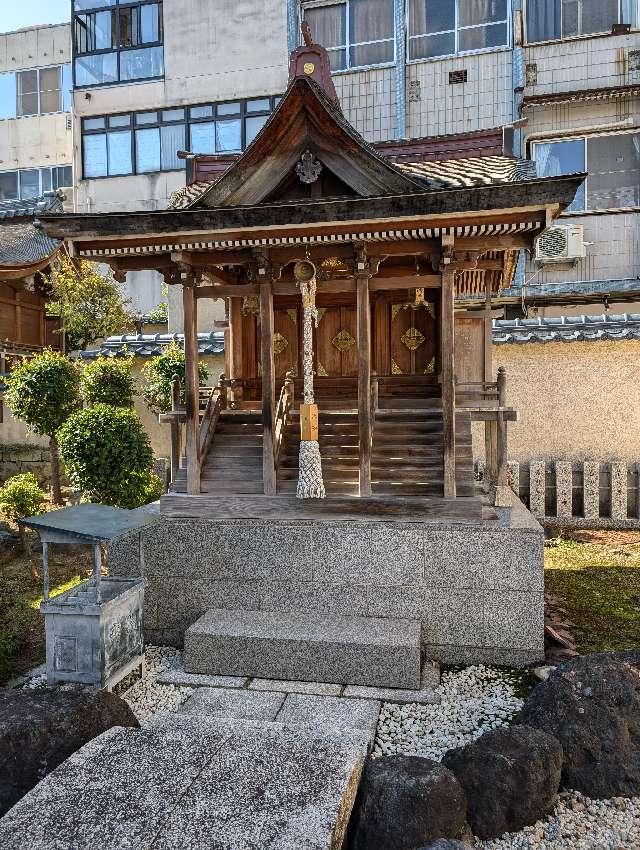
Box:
(348, 755), (467, 850)
(518, 652), (640, 798)
(0, 686), (138, 816)
(442, 725), (562, 839)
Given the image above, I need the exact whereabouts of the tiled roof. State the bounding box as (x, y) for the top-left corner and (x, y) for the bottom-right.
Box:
(81, 332), (225, 359)
(0, 191), (65, 220)
(499, 278), (640, 300)
(395, 156), (538, 189)
(0, 221), (60, 268)
(169, 181), (214, 210)
(492, 313), (640, 344)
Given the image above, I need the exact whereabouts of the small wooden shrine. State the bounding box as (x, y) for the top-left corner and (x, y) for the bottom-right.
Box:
(41, 37), (582, 521)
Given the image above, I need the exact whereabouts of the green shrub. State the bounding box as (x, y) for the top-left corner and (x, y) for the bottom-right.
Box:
(57, 404), (154, 508)
(0, 473), (47, 554)
(141, 341), (208, 414)
(116, 470), (165, 509)
(81, 355), (135, 407)
(3, 349), (81, 504)
(0, 473), (46, 524)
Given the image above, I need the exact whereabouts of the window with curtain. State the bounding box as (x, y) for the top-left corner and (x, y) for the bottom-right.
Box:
(408, 0), (509, 60)
(73, 0), (164, 86)
(533, 132), (640, 210)
(303, 0), (394, 70)
(526, 0), (636, 42)
(81, 96), (279, 177)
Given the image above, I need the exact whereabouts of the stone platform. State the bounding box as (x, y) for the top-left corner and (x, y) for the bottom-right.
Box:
(110, 492), (544, 668)
(0, 713), (368, 850)
(184, 609), (422, 688)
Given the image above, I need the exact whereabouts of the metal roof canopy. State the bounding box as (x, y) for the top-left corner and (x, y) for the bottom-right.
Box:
(21, 504), (157, 543)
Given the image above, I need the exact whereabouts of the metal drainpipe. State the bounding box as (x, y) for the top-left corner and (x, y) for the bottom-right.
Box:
(287, 0), (298, 57)
(512, 0), (526, 290)
(394, 0), (407, 140)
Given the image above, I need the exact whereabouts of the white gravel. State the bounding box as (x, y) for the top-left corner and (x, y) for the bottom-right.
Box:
(120, 645), (191, 724)
(373, 665), (525, 760)
(477, 791), (640, 850)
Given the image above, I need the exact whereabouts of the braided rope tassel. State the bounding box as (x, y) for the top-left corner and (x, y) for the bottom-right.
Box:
(297, 275), (325, 499)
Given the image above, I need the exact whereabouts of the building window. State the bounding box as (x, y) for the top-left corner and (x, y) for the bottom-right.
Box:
(526, 0), (638, 43)
(81, 97), (279, 178)
(408, 0), (509, 60)
(0, 65), (72, 119)
(73, 0), (164, 87)
(302, 0), (395, 71)
(0, 166), (73, 201)
(533, 132), (640, 211)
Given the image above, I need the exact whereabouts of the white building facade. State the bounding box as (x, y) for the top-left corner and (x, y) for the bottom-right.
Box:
(68, 1), (640, 320)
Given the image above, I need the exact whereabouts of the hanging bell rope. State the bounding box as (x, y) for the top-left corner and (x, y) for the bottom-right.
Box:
(294, 259), (325, 499)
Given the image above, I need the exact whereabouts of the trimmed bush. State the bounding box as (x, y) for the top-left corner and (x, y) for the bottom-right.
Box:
(81, 356), (135, 408)
(4, 350), (81, 504)
(57, 404), (154, 508)
(0, 473), (47, 554)
(141, 340), (208, 414)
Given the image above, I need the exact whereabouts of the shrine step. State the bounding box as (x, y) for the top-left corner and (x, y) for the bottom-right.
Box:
(184, 609), (422, 689)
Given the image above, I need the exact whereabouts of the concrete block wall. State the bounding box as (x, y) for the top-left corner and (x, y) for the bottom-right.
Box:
(109, 507), (545, 667)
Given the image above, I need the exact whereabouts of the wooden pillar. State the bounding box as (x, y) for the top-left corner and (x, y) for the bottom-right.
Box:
(260, 281), (276, 495)
(357, 273), (372, 496)
(228, 296), (244, 406)
(440, 266), (456, 498)
(182, 279), (200, 495)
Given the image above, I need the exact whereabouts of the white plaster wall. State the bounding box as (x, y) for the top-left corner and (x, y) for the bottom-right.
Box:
(75, 170), (187, 214)
(167, 285), (226, 334)
(407, 50), (513, 138)
(0, 408), (48, 448)
(0, 24), (72, 174)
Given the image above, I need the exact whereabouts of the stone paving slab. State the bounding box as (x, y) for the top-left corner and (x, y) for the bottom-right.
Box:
(156, 669), (248, 689)
(184, 608), (422, 689)
(342, 684), (441, 704)
(178, 687), (285, 721)
(0, 714), (366, 850)
(277, 694), (380, 737)
(248, 678), (344, 696)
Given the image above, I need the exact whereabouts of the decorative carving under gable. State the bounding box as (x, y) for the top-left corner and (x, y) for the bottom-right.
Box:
(401, 327), (426, 351)
(296, 149), (322, 184)
(331, 329), (356, 352)
(273, 332), (289, 355)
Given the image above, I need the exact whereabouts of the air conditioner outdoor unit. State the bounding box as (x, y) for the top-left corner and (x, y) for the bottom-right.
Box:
(535, 224), (586, 263)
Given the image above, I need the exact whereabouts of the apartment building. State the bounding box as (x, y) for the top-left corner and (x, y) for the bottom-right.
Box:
(69, 1), (640, 322)
(0, 24), (73, 206)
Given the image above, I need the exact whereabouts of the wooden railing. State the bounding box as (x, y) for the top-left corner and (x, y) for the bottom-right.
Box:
(273, 370), (295, 467)
(456, 367), (516, 493)
(199, 374), (228, 460)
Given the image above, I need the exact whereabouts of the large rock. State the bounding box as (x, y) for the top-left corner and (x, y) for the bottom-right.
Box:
(348, 755), (467, 850)
(518, 652), (640, 798)
(0, 686), (138, 816)
(442, 725), (562, 839)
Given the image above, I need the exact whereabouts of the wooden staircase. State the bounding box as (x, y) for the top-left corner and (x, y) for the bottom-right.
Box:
(172, 411), (264, 495)
(371, 407), (474, 497)
(172, 399), (475, 499)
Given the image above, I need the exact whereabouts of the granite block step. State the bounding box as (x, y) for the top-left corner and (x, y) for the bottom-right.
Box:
(184, 609), (422, 689)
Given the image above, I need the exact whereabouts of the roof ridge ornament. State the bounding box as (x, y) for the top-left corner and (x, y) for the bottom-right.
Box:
(288, 21), (339, 103)
(296, 150), (322, 184)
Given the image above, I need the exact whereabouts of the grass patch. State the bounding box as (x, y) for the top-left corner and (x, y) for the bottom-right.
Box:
(544, 531), (640, 655)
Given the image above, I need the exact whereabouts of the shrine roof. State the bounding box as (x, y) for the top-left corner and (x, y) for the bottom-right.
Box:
(0, 192), (64, 276)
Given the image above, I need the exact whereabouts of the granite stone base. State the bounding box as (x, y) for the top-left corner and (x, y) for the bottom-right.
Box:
(110, 494), (544, 667)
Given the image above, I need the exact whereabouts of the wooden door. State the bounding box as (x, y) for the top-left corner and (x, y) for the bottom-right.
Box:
(389, 301), (437, 378)
(273, 307), (299, 380)
(315, 306), (358, 377)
